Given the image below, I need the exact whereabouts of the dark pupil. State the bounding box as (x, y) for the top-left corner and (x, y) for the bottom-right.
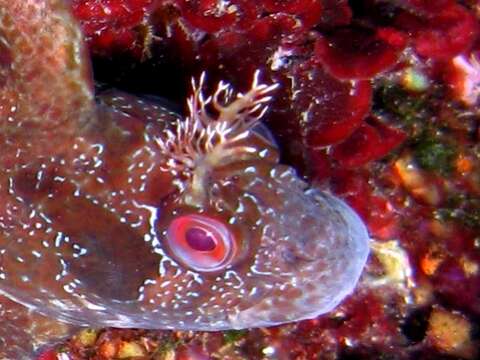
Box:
(185, 227), (216, 251)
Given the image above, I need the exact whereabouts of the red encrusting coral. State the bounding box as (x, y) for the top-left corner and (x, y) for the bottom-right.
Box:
(330, 169), (401, 241)
(314, 27), (407, 80)
(317, 0), (351, 29)
(331, 117), (407, 168)
(291, 61), (373, 147)
(71, 0), (154, 57)
(176, 0), (245, 33)
(396, 2), (478, 60)
(36, 349), (58, 360)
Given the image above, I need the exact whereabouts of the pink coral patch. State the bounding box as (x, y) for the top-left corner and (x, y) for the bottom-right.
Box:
(443, 52), (480, 106)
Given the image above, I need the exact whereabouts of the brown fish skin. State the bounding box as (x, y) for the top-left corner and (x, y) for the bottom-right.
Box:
(0, 0), (369, 358)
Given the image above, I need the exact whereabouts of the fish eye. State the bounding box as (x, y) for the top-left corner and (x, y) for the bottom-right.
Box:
(166, 214), (236, 272)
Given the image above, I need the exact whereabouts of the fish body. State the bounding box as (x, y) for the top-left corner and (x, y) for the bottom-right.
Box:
(0, 0), (369, 357)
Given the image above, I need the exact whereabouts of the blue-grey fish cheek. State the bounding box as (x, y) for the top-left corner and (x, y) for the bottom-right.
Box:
(223, 166), (370, 328)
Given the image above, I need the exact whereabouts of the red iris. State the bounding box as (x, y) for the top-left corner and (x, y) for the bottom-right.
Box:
(166, 214), (236, 272)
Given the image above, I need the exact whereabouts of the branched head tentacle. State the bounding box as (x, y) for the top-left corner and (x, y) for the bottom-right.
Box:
(155, 70), (278, 205)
